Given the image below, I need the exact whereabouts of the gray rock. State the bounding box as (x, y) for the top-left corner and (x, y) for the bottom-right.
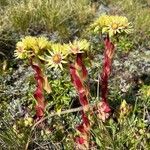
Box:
(96, 4), (110, 16)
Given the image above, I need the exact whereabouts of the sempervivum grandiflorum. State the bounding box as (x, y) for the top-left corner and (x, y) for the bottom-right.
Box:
(15, 36), (51, 120)
(90, 14), (132, 121)
(66, 39), (91, 149)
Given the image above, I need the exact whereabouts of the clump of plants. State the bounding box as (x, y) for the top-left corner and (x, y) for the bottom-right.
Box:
(108, 0), (150, 47)
(90, 14), (132, 119)
(14, 13), (133, 149)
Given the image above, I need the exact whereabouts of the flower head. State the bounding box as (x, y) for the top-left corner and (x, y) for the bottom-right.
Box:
(14, 41), (28, 59)
(14, 36), (50, 59)
(91, 14), (132, 37)
(22, 36), (37, 50)
(97, 101), (111, 122)
(65, 39), (89, 54)
(45, 43), (68, 70)
(37, 36), (49, 50)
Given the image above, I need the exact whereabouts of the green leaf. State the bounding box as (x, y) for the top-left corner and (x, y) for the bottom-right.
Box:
(95, 137), (102, 147)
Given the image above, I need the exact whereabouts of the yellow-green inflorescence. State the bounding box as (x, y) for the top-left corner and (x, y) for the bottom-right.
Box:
(14, 36), (50, 59)
(64, 39), (90, 55)
(41, 39), (90, 70)
(41, 43), (68, 70)
(90, 14), (133, 37)
(15, 36), (90, 70)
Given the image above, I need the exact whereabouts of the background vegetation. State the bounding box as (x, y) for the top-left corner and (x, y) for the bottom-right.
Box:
(0, 0), (150, 149)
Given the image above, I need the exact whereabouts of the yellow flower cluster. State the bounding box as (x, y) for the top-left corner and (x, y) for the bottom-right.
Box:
(117, 100), (132, 123)
(40, 39), (90, 70)
(64, 39), (90, 55)
(41, 43), (68, 70)
(91, 14), (132, 37)
(14, 36), (50, 59)
(15, 36), (90, 70)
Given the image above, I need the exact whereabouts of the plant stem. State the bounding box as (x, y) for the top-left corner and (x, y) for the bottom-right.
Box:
(32, 103), (97, 132)
(70, 53), (91, 149)
(30, 59), (46, 120)
(100, 36), (115, 105)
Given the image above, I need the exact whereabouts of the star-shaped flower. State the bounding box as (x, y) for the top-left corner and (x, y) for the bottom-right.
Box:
(64, 39), (90, 54)
(91, 14), (132, 37)
(42, 43), (68, 70)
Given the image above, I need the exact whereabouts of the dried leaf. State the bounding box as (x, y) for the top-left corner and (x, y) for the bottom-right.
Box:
(43, 76), (52, 93)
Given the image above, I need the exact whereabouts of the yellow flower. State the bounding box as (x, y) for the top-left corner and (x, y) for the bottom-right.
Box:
(46, 43), (67, 70)
(37, 36), (49, 50)
(116, 100), (132, 123)
(52, 43), (69, 56)
(22, 36), (37, 50)
(14, 36), (37, 59)
(14, 36), (51, 59)
(91, 14), (132, 37)
(14, 42), (28, 59)
(65, 39), (90, 54)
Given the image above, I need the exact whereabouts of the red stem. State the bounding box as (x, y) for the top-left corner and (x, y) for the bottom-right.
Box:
(30, 59), (46, 120)
(69, 54), (90, 148)
(76, 53), (88, 80)
(100, 36), (115, 107)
